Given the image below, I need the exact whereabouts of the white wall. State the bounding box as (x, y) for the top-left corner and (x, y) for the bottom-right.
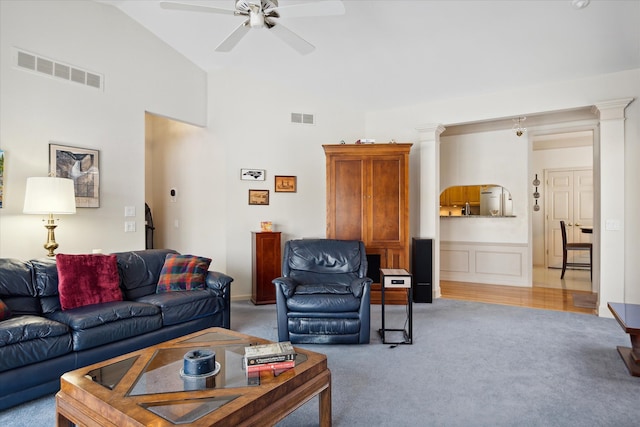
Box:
(364, 69), (640, 304)
(0, 0), (207, 259)
(207, 68), (365, 299)
(440, 129), (528, 244)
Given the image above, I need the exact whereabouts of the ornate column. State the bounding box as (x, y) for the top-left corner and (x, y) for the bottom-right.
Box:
(416, 124), (446, 298)
(593, 98), (633, 316)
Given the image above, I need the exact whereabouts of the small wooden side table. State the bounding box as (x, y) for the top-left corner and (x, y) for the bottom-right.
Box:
(251, 232), (281, 304)
(378, 268), (413, 345)
(608, 302), (640, 377)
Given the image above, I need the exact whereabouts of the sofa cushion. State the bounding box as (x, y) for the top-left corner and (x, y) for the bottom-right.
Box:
(115, 249), (179, 300)
(0, 258), (40, 316)
(156, 254), (211, 293)
(47, 301), (162, 351)
(0, 315), (72, 372)
(137, 288), (224, 326)
(0, 299), (10, 321)
(56, 254), (122, 310)
(31, 258), (62, 314)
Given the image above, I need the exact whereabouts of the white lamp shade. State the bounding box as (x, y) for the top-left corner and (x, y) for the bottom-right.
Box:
(23, 177), (77, 214)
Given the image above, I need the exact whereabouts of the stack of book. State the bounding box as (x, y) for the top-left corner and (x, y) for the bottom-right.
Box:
(244, 341), (295, 375)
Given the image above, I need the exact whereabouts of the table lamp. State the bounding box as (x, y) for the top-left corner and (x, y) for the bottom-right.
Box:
(23, 177), (76, 257)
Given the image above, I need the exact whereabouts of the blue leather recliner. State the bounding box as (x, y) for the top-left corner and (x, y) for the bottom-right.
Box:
(273, 239), (372, 344)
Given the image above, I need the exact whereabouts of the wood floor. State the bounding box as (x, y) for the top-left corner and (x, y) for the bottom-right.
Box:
(440, 266), (597, 315)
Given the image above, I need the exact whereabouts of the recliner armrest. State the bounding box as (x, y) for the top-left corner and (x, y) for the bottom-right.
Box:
(272, 277), (299, 298)
(350, 277), (373, 298)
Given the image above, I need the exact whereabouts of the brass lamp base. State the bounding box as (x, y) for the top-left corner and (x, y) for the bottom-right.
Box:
(43, 213), (59, 257)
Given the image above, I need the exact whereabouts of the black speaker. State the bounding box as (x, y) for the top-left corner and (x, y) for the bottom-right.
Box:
(411, 238), (433, 303)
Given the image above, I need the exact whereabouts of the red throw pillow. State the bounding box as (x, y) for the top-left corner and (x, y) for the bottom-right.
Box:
(0, 299), (11, 321)
(56, 254), (122, 310)
(156, 254), (212, 293)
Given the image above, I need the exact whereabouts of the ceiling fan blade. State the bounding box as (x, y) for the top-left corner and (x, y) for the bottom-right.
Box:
(159, 1), (236, 15)
(269, 23), (315, 55)
(215, 21), (251, 52)
(276, 0), (345, 18)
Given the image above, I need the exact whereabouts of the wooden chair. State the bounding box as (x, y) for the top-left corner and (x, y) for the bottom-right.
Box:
(560, 220), (592, 280)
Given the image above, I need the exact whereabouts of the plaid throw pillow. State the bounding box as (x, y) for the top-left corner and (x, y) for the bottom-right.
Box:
(0, 299), (11, 321)
(156, 254), (212, 293)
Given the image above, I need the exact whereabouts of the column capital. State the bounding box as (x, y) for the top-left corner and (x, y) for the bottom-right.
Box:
(593, 97), (634, 120)
(416, 124), (446, 142)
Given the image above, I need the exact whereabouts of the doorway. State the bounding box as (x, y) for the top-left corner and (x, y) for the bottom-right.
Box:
(545, 168), (593, 269)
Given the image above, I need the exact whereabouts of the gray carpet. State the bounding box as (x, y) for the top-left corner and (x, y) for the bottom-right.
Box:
(1, 299), (638, 426)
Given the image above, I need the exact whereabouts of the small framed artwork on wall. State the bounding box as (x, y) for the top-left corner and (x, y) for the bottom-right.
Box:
(241, 169), (266, 181)
(49, 143), (100, 208)
(249, 189), (269, 205)
(275, 175), (297, 193)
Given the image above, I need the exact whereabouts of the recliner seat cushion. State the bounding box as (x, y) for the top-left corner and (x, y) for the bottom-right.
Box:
(286, 292), (361, 313)
(47, 301), (162, 351)
(0, 315), (72, 372)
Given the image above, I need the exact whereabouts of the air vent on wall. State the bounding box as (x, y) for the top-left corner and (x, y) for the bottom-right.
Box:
(291, 112), (315, 125)
(15, 49), (103, 90)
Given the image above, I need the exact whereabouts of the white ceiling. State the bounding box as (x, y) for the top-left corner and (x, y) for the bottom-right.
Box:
(96, 0), (639, 110)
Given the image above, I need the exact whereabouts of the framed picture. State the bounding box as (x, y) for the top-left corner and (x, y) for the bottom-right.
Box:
(275, 175), (297, 193)
(241, 168), (266, 181)
(49, 143), (100, 208)
(248, 189), (269, 205)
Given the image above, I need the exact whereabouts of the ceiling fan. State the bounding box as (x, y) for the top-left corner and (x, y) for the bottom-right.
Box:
(159, 0), (345, 55)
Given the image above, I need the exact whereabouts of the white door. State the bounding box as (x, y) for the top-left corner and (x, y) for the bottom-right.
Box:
(546, 169), (593, 268)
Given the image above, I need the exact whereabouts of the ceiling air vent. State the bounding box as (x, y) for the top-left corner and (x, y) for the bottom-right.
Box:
(14, 48), (103, 91)
(291, 112), (315, 125)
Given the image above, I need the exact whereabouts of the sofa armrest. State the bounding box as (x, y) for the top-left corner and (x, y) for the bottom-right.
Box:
(350, 277), (373, 298)
(272, 277), (298, 298)
(205, 271), (233, 329)
(205, 271), (233, 292)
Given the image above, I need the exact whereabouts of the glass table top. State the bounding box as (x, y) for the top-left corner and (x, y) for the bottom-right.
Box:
(83, 330), (307, 425)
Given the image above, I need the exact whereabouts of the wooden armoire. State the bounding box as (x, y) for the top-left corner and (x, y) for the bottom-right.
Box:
(323, 143), (412, 304)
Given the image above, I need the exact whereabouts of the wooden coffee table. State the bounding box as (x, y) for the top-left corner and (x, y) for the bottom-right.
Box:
(56, 328), (331, 426)
(608, 302), (640, 377)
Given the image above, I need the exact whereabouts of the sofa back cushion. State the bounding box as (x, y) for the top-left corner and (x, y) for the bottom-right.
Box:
(32, 258), (62, 314)
(115, 249), (179, 300)
(0, 258), (40, 315)
(56, 254), (123, 310)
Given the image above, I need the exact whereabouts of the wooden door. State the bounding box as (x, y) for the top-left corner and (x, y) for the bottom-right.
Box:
(327, 156), (365, 240)
(546, 169), (593, 268)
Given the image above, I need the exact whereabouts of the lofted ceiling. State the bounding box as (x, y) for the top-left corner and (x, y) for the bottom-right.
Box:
(95, 0), (639, 111)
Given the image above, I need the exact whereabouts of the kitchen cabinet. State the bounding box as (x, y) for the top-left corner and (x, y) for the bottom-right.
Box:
(324, 143), (412, 304)
(440, 185), (482, 207)
(251, 231), (281, 305)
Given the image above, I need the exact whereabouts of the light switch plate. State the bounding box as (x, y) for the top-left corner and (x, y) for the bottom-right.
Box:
(605, 219), (621, 231)
(124, 206), (136, 217)
(124, 221), (136, 232)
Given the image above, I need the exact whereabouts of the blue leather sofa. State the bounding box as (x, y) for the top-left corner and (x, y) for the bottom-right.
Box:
(273, 239), (372, 344)
(0, 249), (232, 410)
